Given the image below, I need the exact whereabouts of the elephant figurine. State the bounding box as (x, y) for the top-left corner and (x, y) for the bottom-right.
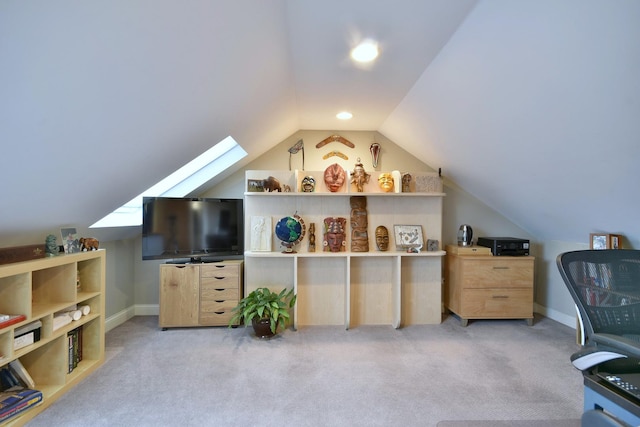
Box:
(262, 176), (282, 192)
(79, 237), (99, 251)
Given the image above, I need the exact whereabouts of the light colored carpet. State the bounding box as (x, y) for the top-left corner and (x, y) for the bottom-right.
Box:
(437, 420), (580, 427)
(27, 315), (584, 426)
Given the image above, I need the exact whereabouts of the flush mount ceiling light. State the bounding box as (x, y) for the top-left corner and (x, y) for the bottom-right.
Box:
(337, 111), (353, 120)
(350, 40), (379, 63)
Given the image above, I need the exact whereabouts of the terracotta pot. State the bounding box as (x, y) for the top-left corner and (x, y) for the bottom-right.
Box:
(252, 318), (275, 338)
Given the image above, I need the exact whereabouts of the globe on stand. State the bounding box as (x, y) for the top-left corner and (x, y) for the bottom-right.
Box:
(274, 214), (306, 253)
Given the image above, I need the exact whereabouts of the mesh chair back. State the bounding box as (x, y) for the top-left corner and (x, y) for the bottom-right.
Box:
(557, 250), (640, 342)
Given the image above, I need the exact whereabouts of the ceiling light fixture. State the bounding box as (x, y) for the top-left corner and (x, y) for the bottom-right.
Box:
(350, 40), (379, 63)
(337, 111), (353, 120)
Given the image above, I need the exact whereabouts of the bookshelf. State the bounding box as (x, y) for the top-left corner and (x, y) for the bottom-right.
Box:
(244, 170), (445, 329)
(0, 250), (105, 426)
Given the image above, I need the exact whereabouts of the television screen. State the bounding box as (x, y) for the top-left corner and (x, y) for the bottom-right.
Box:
(142, 197), (243, 261)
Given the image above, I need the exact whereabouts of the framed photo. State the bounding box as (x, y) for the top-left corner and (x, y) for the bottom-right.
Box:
(609, 234), (623, 249)
(394, 225), (424, 252)
(61, 228), (80, 254)
(247, 179), (264, 192)
(590, 233), (623, 250)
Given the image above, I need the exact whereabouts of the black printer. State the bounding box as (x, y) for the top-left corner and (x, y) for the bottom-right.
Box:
(477, 237), (529, 256)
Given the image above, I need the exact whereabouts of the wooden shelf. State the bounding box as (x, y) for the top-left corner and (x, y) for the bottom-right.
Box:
(0, 250), (105, 426)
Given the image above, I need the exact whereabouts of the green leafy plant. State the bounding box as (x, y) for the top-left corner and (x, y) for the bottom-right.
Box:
(229, 287), (297, 334)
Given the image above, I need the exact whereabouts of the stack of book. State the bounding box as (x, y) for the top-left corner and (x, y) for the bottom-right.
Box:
(67, 326), (83, 373)
(0, 359), (42, 423)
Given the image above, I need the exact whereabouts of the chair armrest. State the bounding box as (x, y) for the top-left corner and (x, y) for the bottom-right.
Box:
(592, 333), (640, 359)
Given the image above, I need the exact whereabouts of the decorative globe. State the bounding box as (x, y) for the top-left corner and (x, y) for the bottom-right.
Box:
(274, 215), (306, 253)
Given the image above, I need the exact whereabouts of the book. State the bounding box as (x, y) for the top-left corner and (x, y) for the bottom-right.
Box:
(0, 388), (43, 423)
(0, 367), (22, 391)
(8, 360), (35, 389)
(0, 314), (26, 330)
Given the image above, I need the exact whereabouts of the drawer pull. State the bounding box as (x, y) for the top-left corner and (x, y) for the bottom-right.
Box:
(215, 300), (224, 303)
(214, 311), (225, 314)
(214, 276), (226, 280)
(493, 266), (509, 270)
(492, 295), (509, 299)
(215, 288), (225, 291)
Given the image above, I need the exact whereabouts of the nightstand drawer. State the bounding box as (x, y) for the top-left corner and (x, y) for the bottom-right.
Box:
(461, 288), (532, 317)
(462, 258), (533, 288)
(200, 287), (238, 300)
(200, 264), (239, 278)
(201, 299), (238, 313)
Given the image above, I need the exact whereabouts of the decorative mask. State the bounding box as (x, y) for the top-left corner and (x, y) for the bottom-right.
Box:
(324, 163), (346, 192)
(378, 173), (394, 192)
(301, 175), (316, 192)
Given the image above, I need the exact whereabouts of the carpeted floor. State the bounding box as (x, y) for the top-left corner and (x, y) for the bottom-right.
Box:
(27, 315), (584, 426)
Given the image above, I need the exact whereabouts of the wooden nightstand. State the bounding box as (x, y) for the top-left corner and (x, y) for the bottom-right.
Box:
(445, 247), (534, 326)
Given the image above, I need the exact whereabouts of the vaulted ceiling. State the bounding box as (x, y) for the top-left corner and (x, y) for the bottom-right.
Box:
(1, 1), (639, 248)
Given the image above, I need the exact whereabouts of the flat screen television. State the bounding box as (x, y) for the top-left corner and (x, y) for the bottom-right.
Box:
(142, 197), (244, 261)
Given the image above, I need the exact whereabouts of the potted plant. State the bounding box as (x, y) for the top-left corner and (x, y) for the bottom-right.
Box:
(229, 287), (296, 338)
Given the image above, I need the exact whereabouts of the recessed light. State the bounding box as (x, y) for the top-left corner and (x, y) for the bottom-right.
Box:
(337, 111), (353, 120)
(350, 40), (379, 63)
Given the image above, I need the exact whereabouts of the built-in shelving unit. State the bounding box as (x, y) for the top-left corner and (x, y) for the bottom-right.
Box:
(243, 170), (445, 329)
(0, 250), (105, 426)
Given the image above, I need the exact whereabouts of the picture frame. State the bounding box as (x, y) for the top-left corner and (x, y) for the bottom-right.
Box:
(247, 179), (264, 192)
(60, 228), (80, 254)
(393, 225), (424, 252)
(590, 233), (623, 250)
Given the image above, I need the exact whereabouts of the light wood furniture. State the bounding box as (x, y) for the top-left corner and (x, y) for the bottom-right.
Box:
(244, 170), (445, 329)
(159, 260), (243, 329)
(445, 249), (534, 326)
(0, 250), (105, 426)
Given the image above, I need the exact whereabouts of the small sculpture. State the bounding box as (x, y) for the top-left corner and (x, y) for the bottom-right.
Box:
(350, 158), (370, 193)
(45, 234), (59, 256)
(375, 226), (390, 251)
(262, 176), (282, 192)
(378, 173), (394, 192)
(350, 196), (369, 252)
(370, 143), (381, 168)
(79, 237), (99, 251)
(402, 173), (412, 193)
(301, 175), (316, 192)
(323, 163), (346, 192)
(323, 217), (347, 252)
(308, 223), (316, 252)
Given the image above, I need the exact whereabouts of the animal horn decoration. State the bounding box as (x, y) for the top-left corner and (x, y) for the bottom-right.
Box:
(288, 139), (304, 170)
(370, 142), (381, 168)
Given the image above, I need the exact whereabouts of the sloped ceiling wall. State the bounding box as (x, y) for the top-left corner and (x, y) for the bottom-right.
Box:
(381, 0), (640, 247)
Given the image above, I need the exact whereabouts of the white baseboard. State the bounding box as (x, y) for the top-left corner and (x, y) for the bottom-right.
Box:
(534, 303), (576, 329)
(105, 304), (159, 332)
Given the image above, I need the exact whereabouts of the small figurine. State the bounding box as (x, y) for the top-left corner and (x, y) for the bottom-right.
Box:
(378, 173), (394, 192)
(323, 163), (346, 192)
(375, 226), (389, 251)
(301, 175), (316, 192)
(45, 234), (59, 256)
(262, 176), (282, 192)
(79, 237), (99, 251)
(402, 173), (412, 193)
(308, 223), (316, 252)
(370, 143), (381, 168)
(350, 158), (370, 193)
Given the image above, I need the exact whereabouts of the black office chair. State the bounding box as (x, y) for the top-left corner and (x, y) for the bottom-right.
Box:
(558, 250), (640, 427)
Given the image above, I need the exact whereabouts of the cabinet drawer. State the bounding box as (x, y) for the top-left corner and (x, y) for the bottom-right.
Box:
(200, 310), (236, 325)
(200, 264), (239, 278)
(200, 287), (238, 300)
(200, 275), (238, 289)
(201, 299), (238, 313)
(461, 259), (533, 288)
(461, 288), (532, 318)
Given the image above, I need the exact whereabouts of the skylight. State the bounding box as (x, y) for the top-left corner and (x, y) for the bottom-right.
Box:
(90, 136), (247, 228)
